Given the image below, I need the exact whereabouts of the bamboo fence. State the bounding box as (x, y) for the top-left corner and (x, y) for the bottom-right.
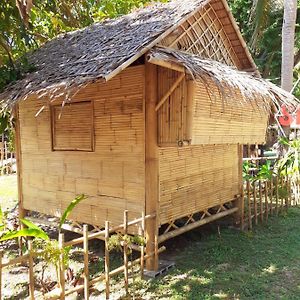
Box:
(0, 136), (15, 175)
(240, 175), (293, 231)
(0, 211), (163, 300)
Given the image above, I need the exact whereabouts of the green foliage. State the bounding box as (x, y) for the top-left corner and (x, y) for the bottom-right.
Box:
(0, 218), (49, 241)
(34, 239), (71, 268)
(257, 160), (273, 180)
(276, 138), (300, 180)
(242, 161), (254, 181)
(229, 0), (300, 82)
(108, 233), (146, 253)
(59, 194), (87, 231)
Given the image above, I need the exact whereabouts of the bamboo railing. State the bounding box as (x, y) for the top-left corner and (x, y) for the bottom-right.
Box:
(0, 211), (163, 300)
(240, 175), (292, 230)
(0, 137), (15, 175)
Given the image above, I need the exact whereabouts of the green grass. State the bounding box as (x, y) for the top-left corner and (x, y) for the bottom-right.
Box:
(0, 174), (17, 211)
(132, 208), (300, 300)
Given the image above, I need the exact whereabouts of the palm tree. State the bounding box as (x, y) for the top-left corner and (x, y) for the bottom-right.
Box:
(251, 0), (297, 91)
(281, 0), (297, 92)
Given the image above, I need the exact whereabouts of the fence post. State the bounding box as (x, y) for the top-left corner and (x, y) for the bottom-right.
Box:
(105, 221), (110, 300)
(275, 176), (279, 215)
(247, 180), (252, 230)
(270, 177), (273, 215)
(265, 181), (269, 222)
(28, 240), (35, 300)
(0, 251), (3, 300)
(259, 180), (263, 222)
(83, 225), (89, 300)
(281, 177), (284, 210)
(141, 211), (145, 277)
(123, 210), (129, 296)
(58, 233), (65, 300)
(253, 183), (258, 225)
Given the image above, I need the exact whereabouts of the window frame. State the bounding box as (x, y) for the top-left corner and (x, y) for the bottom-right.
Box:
(50, 101), (95, 152)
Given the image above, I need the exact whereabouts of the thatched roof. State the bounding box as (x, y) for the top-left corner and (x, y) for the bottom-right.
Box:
(148, 47), (299, 111)
(1, 0), (212, 107)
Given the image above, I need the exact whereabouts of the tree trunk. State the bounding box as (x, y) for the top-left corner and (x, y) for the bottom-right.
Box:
(281, 0), (297, 92)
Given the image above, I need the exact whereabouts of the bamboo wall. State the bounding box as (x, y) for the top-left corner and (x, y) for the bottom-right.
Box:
(18, 65), (145, 228)
(192, 79), (269, 145)
(157, 67), (269, 146)
(159, 144), (239, 225)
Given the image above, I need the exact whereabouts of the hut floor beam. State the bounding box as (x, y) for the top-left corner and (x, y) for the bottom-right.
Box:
(158, 205), (238, 244)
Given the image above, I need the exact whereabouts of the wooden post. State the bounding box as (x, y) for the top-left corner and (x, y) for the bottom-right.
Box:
(247, 180), (252, 230)
(253, 183), (258, 225)
(265, 181), (269, 222)
(275, 176), (279, 215)
(145, 62), (159, 271)
(28, 240), (35, 300)
(235, 144), (244, 228)
(270, 178), (273, 215)
(281, 177), (284, 210)
(58, 233), (65, 300)
(259, 180), (263, 222)
(83, 225), (89, 300)
(0, 251), (2, 300)
(123, 210), (129, 296)
(104, 221), (110, 299)
(140, 212), (145, 277)
(14, 106), (27, 254)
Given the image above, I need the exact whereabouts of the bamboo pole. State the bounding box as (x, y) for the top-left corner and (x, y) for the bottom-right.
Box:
(0, 251), (2, 300)
(259, 180), (263, 222)
(59, 247), (167, 298)
(158, 207), (238, 243)
(253, 183), (258, 225)
(265, 181), (269, 222)
(58, 233), (65, 300)
(275, 176), (279, 215)
(14, 106), (27, 255)
(63, 213), (155, 247)
(247, 180), (252, 230)
(145, 62), (159, 271)
(240, 192), (245, 231)
(123, 210), (129, 296)
(104, 221), (110, 300)
(140, 212), (145, 278)
(270, 177), (273, 215)
(83, 225), (89, 300)
(28, 241), (35, 300)
(281, 177), (284, 210)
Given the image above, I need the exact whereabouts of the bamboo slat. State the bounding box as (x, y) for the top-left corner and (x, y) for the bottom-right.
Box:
(83, 225), (89, 300)
(104, 221), (110, 300)
(28, 241), (35, 300)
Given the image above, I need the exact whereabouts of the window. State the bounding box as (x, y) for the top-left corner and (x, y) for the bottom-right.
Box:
(51, 101), (94, 151)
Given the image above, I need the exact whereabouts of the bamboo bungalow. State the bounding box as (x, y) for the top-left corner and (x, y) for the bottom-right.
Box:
(0, 0), (298, 271)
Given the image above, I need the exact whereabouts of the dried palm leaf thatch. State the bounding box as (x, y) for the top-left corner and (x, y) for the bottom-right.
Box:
(148, 47), (299, 112)
(0, 0), (210, 109)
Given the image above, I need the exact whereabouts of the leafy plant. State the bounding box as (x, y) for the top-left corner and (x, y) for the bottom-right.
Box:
(59, 193), (87, 231)
(0, 218), (49, 241)
(257, 160), (273, 180)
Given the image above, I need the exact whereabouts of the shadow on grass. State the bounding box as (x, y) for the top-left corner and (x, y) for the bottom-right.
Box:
(134, 208), (300, 300)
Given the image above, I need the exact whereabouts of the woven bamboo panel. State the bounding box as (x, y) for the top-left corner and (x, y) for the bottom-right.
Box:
(157, 67), (188, 145)
(192, 78), (269, 145)
(159, 2), (242, 69)
(159, 144), (239, 225)
(19, 65), (145, 230)
(51, 101), (93, 151)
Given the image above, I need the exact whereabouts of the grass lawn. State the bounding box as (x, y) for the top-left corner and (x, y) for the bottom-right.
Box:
(0, 174), (18, 211)
(132, 208), (300, 300)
